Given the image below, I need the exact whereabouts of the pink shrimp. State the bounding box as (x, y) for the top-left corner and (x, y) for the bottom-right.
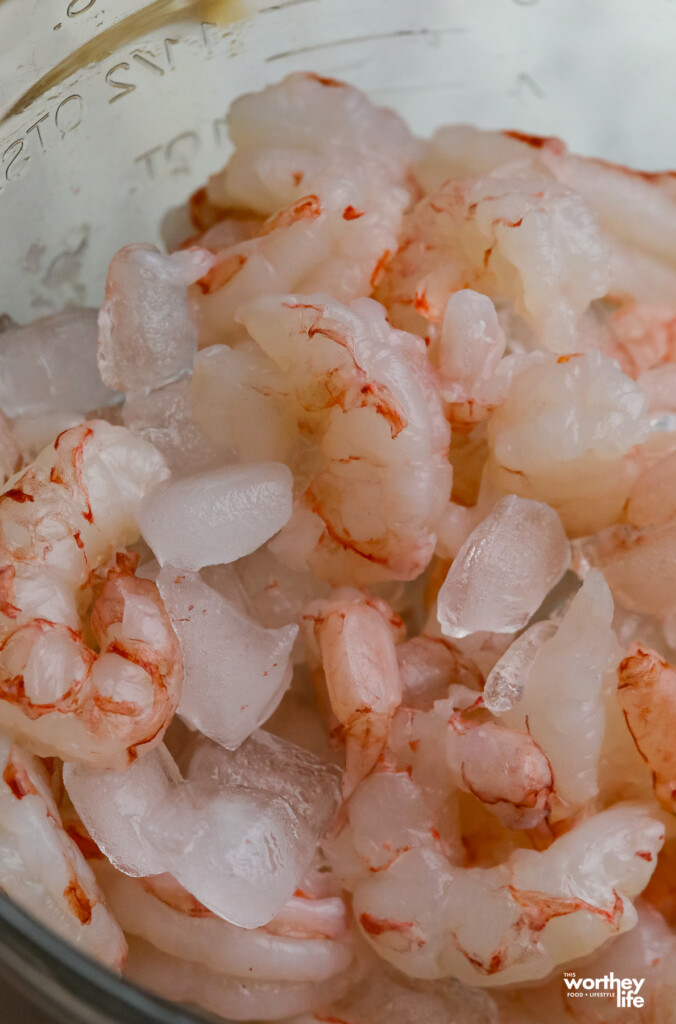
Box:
(617, 643), (676, 812)
(303, 589), (404, 797)
(0, 728), (127, 969)
(95, 862), (355, 987)
(445, 714), (553, 831)
(226, 294), (452, 586)
(0, 421), (182, 768)
(396, 634), (484, 711)
(600, 302), (676, 378)
(352, 805), (663, 986)
(375, 174), (608, 354)
(388, 699), (552, 831)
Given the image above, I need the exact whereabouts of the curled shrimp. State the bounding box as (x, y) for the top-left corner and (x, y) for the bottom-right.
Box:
(375, 173), (608, 353)
(617, 643), (676, 812)
(387, 698), (552, 832)
(485, 349), (648, 536)
(600, 302), (676, 379)
(191, 73), (418, 347)
(0, 421), (182, 768)
(445, 714), (553, 831)
(125, 935), (357, 1023)
(0, 728), (126, 969)
(230, 294), (452, 586)
(303, 589), (404, 796)
(352, 803), (663, 986)
(573, 496), (676, 621)
(95, 863), (354, 986)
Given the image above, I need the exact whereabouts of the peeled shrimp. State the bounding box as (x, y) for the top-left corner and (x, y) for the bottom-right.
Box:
(396, 634), (484, 711)
(601, 303), (676, 379)
(353, 803), (663, 987)
(0, 727), (126, 969)
(435, 290), (515, 432)
(445, 715), (553, 831)
(498, 571), (616, 817)
(387, 698), (552, 832)
(303, 589), (404, 796)
(485, 349), (648, 535)
(417, 123), (676, 310)
(617, 643), (676, 812)
(95, 863), (354, 985)
(376, 173), (608, 353)
(206, 72), (419, 218)
(229, 294), (452, 585)
(0, 421), (182, 767)
(192, 73), (419, 347)
(124, 936), (356, 1023)
(496, 899), (676, 1023)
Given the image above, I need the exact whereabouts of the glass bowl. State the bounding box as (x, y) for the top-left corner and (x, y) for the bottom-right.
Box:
(0, 0), (675, 1018)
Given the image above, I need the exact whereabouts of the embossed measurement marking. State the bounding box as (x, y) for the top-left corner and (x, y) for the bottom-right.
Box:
(67, 0), (97, 16)
(0, 94), (83, 192)
(0, 20), (223, 194)
(134, 115), (229, 180)
(106, 24), (217, 102)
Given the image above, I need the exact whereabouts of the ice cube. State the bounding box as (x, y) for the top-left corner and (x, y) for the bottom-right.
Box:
(97, 245), (214, 394)
(157, 567), (298, 748)
(437, 495), (570, 638)
(186, 730), (341, 838)
(483, 620), (558, 714)
(62, 745), (181, 877)
(145, 783), (309, 928)
(138, 463), (294, 570)
(200, 562), (256, 617)
(122, 376), (228, 478)
(0, 309), (120, 417)
(232, 545), (331, 633)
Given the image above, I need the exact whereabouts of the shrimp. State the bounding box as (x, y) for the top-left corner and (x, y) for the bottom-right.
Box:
(498, 571), (616, 819)
(600, 302), (676, 379)
(229, 294), (452, 586)
(573, 455), (676, 616)
(336, 768), (445, 880)
(617, 643), (676, 812)
(387, 698), (552, 832)
(496, 899), (676, 1023)
(396, 634), (484, 711)
(192, 73), (419, 347)
(303, 589), (404, 796)
(375, 173), (609, 353)
(434, 290), (516, 433)
(0, 727), (126, 969)
(94, 863), (354, 985)
(0, 421), (183, 768)
(352, 804), (663, 987)
(124, 936), (357, 1022)
(418, 123), (676, 305)
(206, 72), (420, 217)
(485, 349), (648, 535)
(444, 715), (553, 831)
(285, 965), (502, 1024)
(643, 836), (676, 926)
